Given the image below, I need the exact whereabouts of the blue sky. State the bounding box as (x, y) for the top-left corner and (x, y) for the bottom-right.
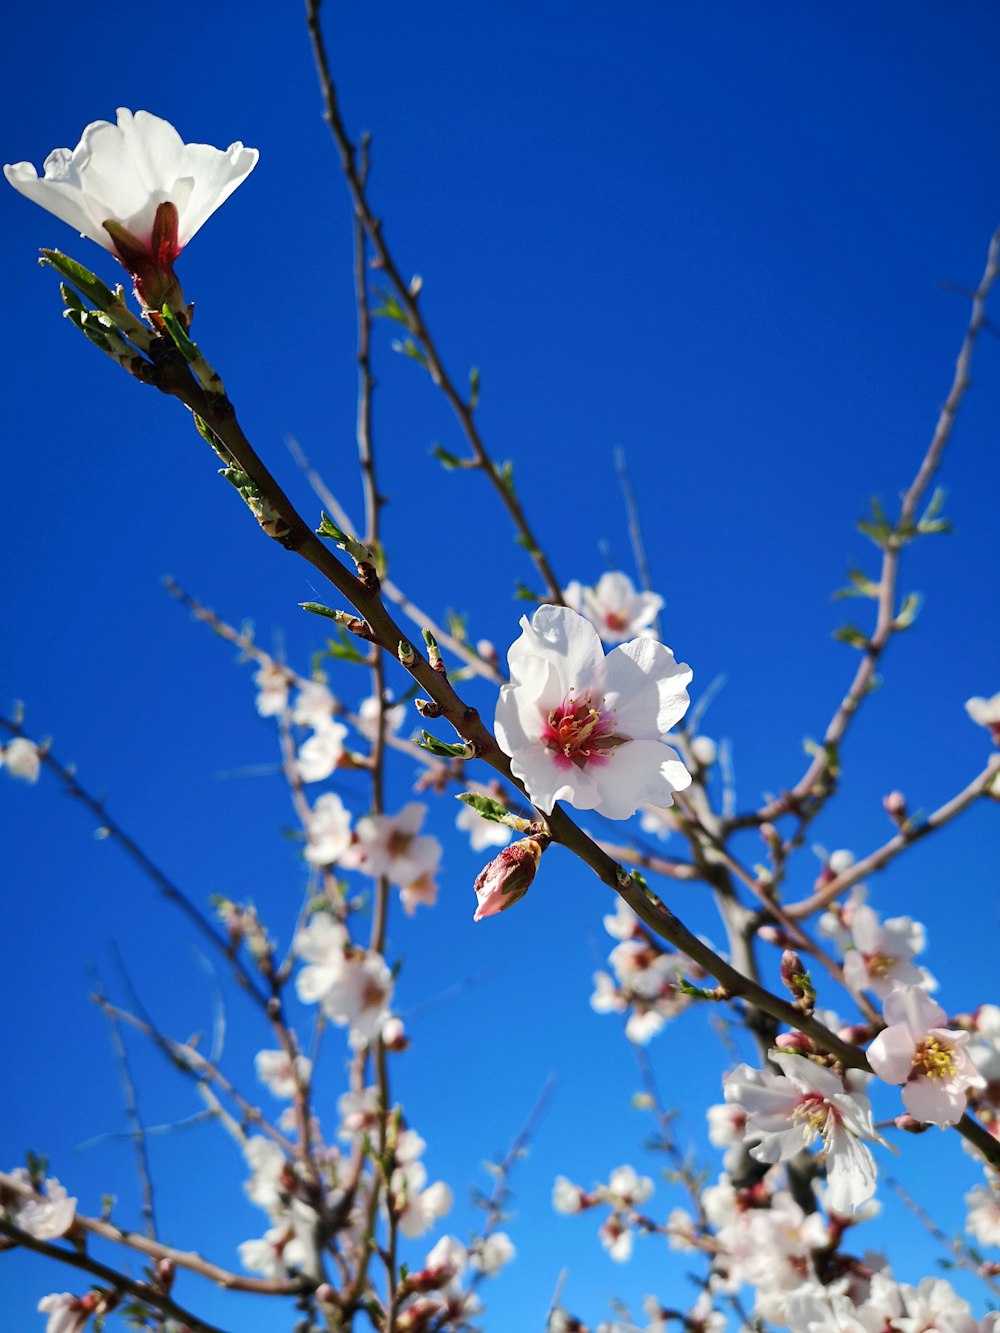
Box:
(2, 2), (999, 1329)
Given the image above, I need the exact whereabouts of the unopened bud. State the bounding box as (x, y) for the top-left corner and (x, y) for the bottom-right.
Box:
(473, 835), (549, 921)
(760, 822), (781, 848)
(780, 950), (815, 1008)
(381, 1016), (409, 1052)
(476, 638), (499, 668)
(414, 698), (443, 719)
(774, 1030), (815, 1054)
(690, 735), (718, 767)
(894, 1113), (931, 1134)
(882, 790), (907, 824)
(827, 849), (855, 876)
(155, 1259), (175, 1291)
(314, 1284), (336, 1305)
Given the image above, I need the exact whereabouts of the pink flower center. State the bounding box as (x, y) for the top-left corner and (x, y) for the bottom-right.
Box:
(541, 694), (628, 770)
(387, 830), (414, 858)
(604, 610), (629, 633)
(791, 1094), (832, 1141)
(913, 1035), (958, 1080)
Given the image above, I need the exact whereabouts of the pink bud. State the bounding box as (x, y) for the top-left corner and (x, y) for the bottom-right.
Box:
(780, 950), (813, 1003)
(381, 1017), (409, 1052)
(894, 1113), (931, 1134)
(473, 836), (549, 921)
(774, 1030), (815, 1054)
(882, 790), (908, 823)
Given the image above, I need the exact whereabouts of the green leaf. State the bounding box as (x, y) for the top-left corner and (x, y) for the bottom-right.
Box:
(832, 623), (870, 649)
(832, 566), (881, 600)
(431, 443), (463, 470)
(894, 591), (923, 630)
(371, 286), (411, 326)
(40, 249), (117, 310)
(325, 632), (369, 665)
(446, 609), (468, 642)
(160, 303), (198, 360)
(457, 791), (510, 824)
(514, 532), (539, 554)
(469, 365), (481, 409)
(495, 458), (515, 495)
(391, 336), (429, 368)
(916, 486), (952, 535)
(514, 580), (540, 601)
(300, 601), (342, 622)
(418, 731), (475, 759)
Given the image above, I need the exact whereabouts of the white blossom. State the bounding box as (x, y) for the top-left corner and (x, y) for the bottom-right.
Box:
(965, 692), (1000, 737)
(563, 571), (663, 644)
(390, 1159), (452, 1238)
(965, 1175), (1000, 1248)
(471, 1230), (515, 1276)
(304, 791), (353, 866)
(723, 1053), (885, 1212)
(9, 1173), (76, 1240)
(2, 737), (41, 783)
(867, 985), (985, 1128)
(5, 111), (257, 258)
(495, 604), (691, 819)
(253, 662), (289, 717)
(296, 720), (348, 783)
(842, 904), (934, 1000)
(255, 1049), (312, 1100)
(37, 1293), (97, 1333)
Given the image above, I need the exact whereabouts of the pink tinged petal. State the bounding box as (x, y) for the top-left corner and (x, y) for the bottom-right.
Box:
(902, 1076), (968, 1128)
(867, 1025), (917, 1085)
(824, 1121), (878, 1212)
(882, 983), (947, 1037)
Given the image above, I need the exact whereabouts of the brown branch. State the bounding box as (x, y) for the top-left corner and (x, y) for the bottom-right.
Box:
(730, 228), (1000, 830)
(0, 1218), (228, 1333)
(785, 754), (999, 918)
(303, 0), (565, 605)
(0, 1173), (310, 1297)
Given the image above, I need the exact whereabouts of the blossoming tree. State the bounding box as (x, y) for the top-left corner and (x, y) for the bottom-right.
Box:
(2, 7), (999, 1333)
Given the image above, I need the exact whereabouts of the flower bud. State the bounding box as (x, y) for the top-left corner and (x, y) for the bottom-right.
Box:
(473, 836), (549, 921)
(774, 1030), (815, 1054)
(882, 790), (908, 824)
(760, 822), (781, 849)
(381, 1016), (409, 1052)
(780, 950), (813, 1001)
(894, 1113), (931, 1134)
(690, 735), (718, 767)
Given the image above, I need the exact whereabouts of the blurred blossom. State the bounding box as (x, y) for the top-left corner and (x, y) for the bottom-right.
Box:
(563, 571), (663, 644)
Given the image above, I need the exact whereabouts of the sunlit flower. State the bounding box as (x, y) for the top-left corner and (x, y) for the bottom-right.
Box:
(253, 662), (289, 718)
(563, 571), (663, 644)
(867, 985), (985, 1127)
(238, 1222), (308, 1277)
(1, 737), (41, 783)
(296, 721), (348, 783)
(304, 791), (353, 866)
(342, 803), (442, 913)
(471, 1231), (515, 1276)
(255, 1049), (312, 1100)
(390, 1159), (452, 1238)
(965, 692), (1000, 743)
(5, 110), (257, 309)
(37, 1292), (100, 1333)
(965, 1175), (1000, 1247)
(8, 1172), (76, 1240)
(495, 605), (691, 819)
(842, 904), (934, 1000)
(723, 1053), (884, 1212)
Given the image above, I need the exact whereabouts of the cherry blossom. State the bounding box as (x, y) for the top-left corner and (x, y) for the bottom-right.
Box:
(495, 604), (691, 819)
(563, 571), (663, 644)
(867, 985), (986, 1127)
(470, 1231), (516, 1276)
(390, 1158), (453, 1238)
(6, 110), (257, 311)
(1, 737), (41, 783)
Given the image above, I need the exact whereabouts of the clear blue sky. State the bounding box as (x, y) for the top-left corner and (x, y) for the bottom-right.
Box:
(2, 2), (998, 1329)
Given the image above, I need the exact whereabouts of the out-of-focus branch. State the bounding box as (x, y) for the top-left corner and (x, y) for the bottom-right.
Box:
(303, 0), (565, 606)
(0, 713), (269, 1009)
(0, 1172), (311, 1296)
(0, 1217), (226, 1333)
(730, 229), (1000, 830)
(785, 754), (999, 918)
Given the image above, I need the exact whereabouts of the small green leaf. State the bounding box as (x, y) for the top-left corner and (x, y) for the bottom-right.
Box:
(371, 287), (411, 326)
(469, 365), (481, 409)
(431, 443), (462, 470)
(832, 624), (870, 649)
(514, 580), (540, 601)
(894, 591), (923, 630)
(391, 337), (429, 368)
(457, 792), (510, 824)
(300, 601), (342, 622)
(418, 731), (475, 759)
(325, 632), (369, 665)
(832, 567), (881, 600)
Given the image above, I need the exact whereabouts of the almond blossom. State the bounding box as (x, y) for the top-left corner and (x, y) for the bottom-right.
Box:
(841, 904), (935, 1000)
(965, 1174), (1000, 1247)
(495, 604), (691, 819)
(342, 803), (442, 912)
(7, 1171), (76, 1240)
(296, 720), (348, 783)
(1, 737), (41, 783)
(470, 1231), (516, 1276)
(37, 1292), (102, 1333)
(303, 791), (353, 866)
(253, 661), (290, 717)
(563, 571), (663, 644)
(5, 110), (257, 310)
(255, 1048), (312, 1100)
(723, 1053), (885, 1212)
(867, 985), (986, 1127)
(965, 691), (1000, 743)
(390, 1158), (453, 1238)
